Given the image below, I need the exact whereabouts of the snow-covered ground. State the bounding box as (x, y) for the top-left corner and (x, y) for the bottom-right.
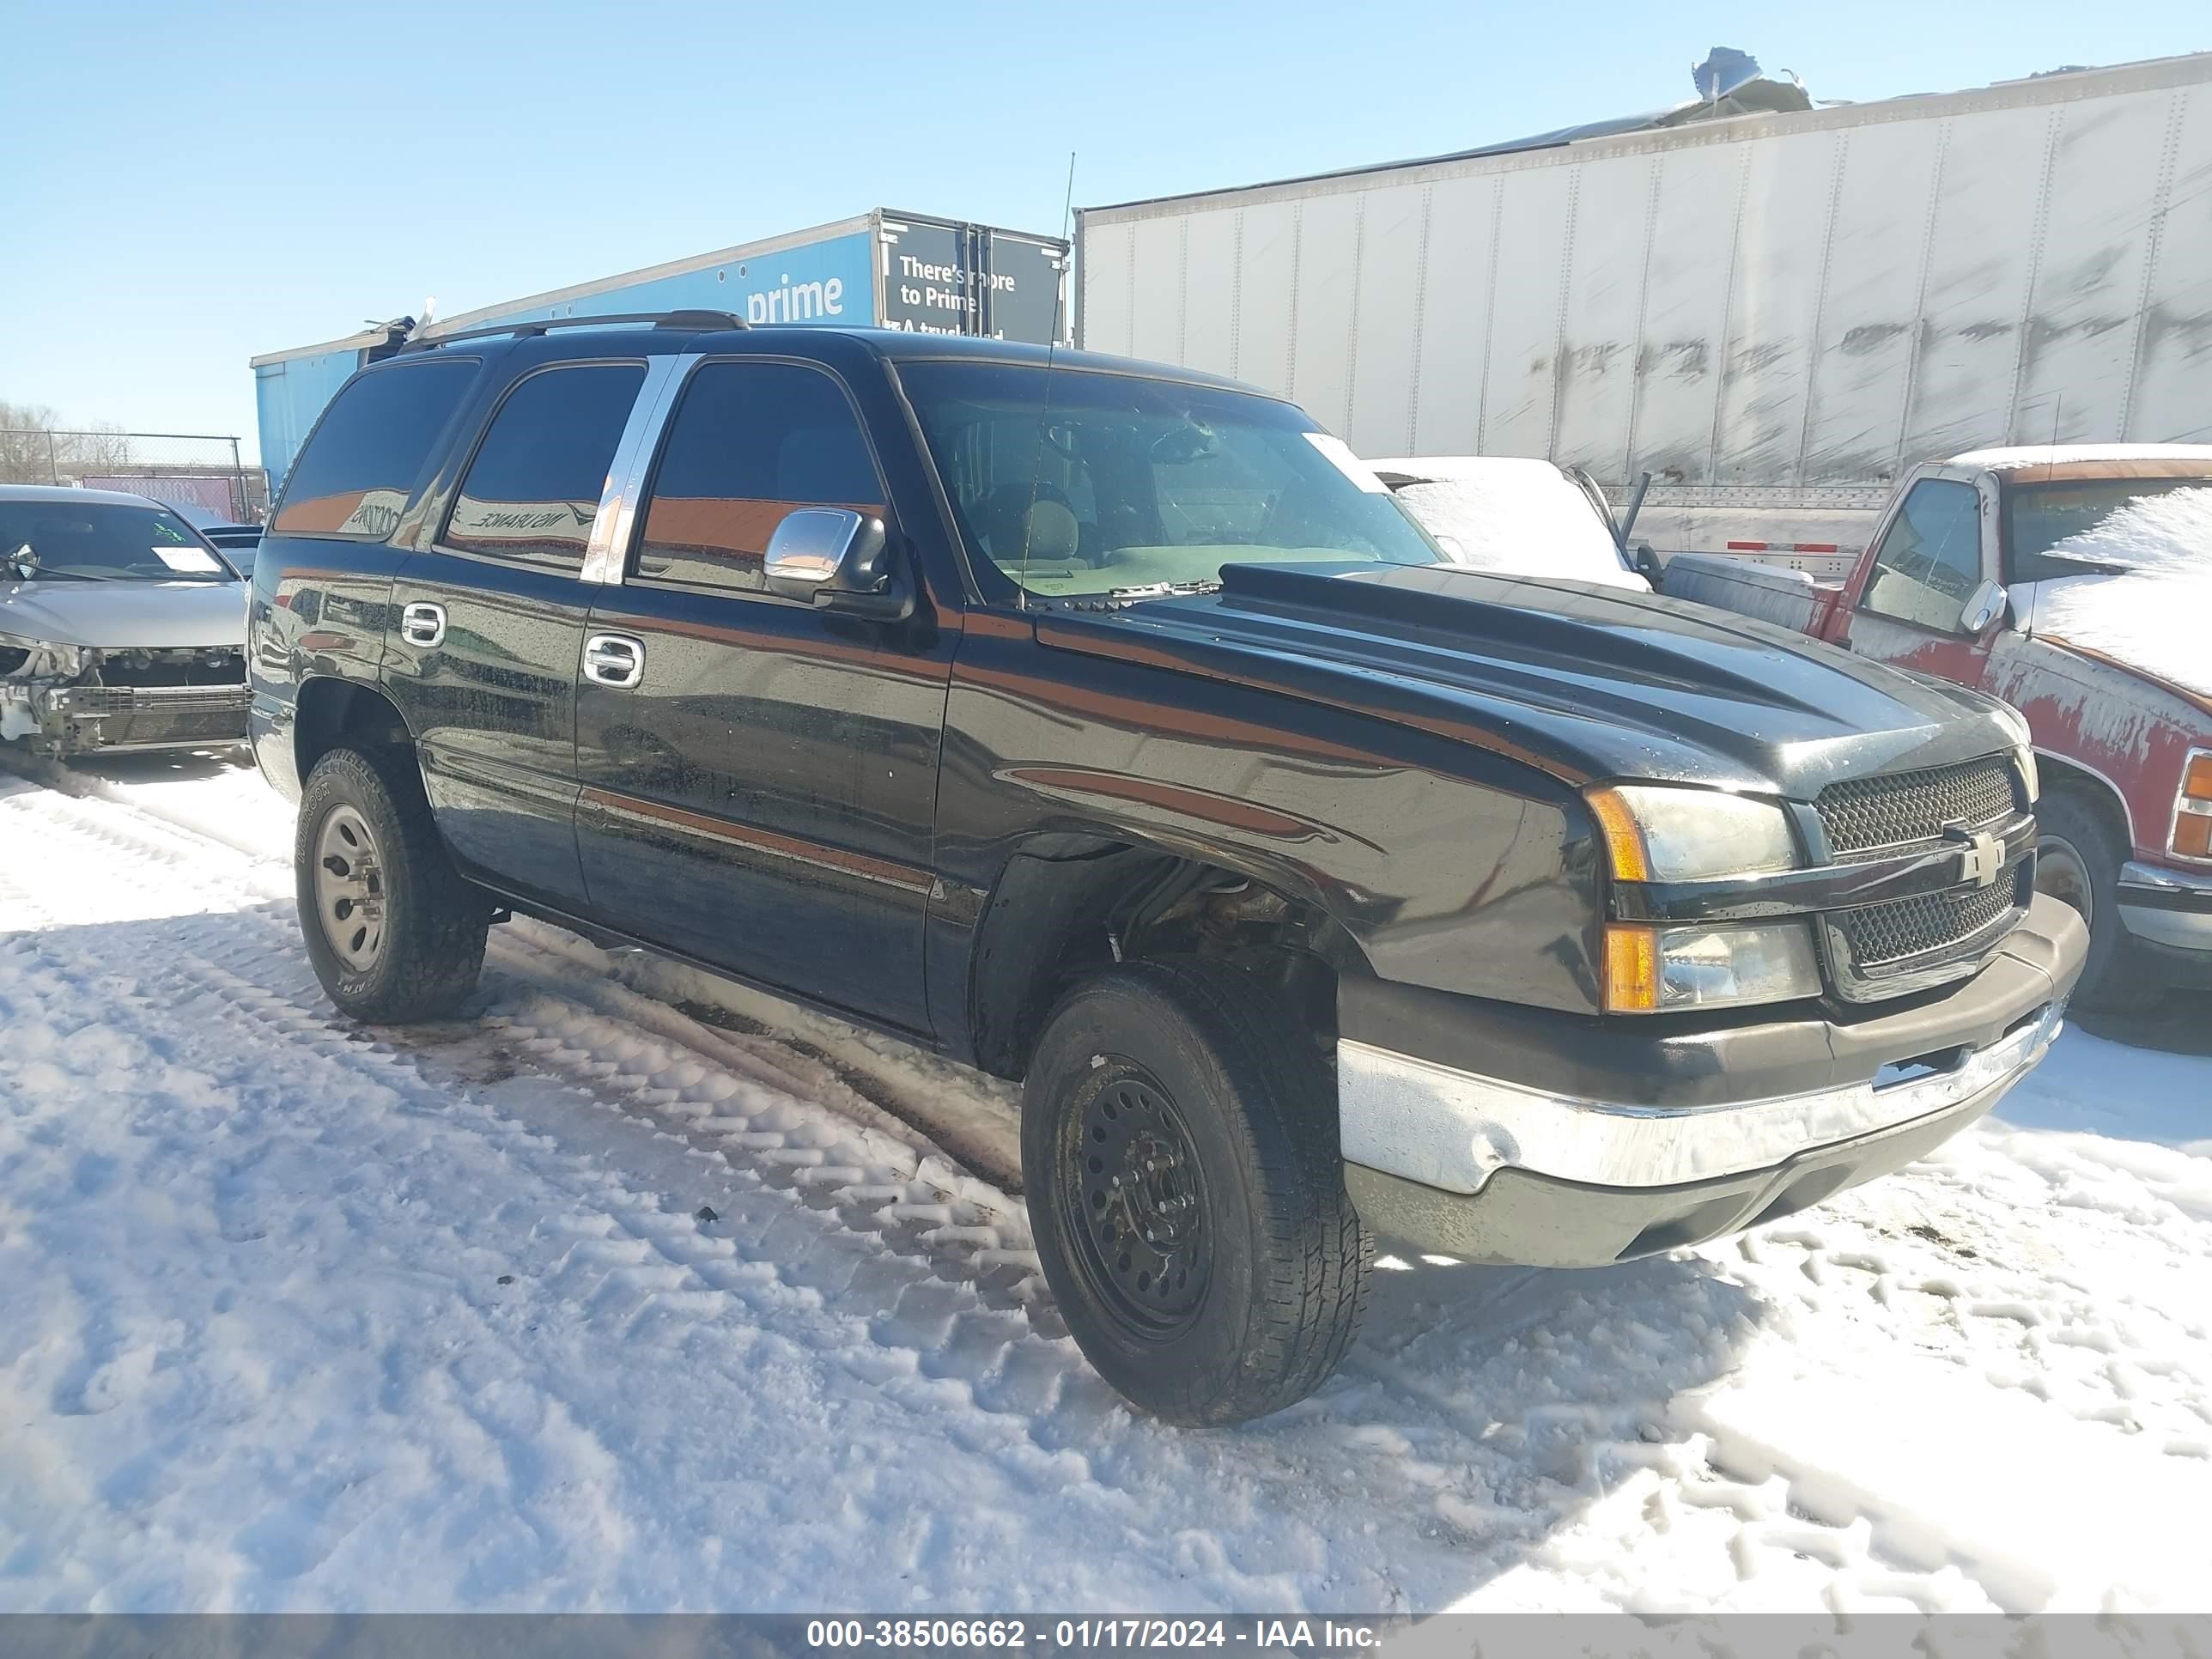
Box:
(2, 752), (2209, 1614)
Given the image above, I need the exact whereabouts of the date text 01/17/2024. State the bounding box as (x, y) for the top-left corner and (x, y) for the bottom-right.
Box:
(802, 1620), (1382, 1651)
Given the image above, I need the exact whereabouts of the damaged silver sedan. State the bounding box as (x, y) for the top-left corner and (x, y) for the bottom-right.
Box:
(1, 486), (251, 758)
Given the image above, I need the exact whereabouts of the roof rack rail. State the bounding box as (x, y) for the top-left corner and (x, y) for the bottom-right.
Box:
(401, 309), (748, 352)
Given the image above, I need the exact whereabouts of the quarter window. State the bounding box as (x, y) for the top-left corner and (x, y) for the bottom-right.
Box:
(632, 361), (885, 594)
(443, 363), (647, 568)
(1859, 479), (1984, 634)
(272, 358), (479, 540)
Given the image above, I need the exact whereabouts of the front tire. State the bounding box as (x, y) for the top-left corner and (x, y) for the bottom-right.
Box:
(2034, 786), (2135, 1011)
(296, 745), (489, 1022)
(1021, 958), (1370, 1425)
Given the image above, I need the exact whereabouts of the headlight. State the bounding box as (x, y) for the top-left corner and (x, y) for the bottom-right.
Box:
(1585, 784), (1798, 881)
(1605, 920), (1823, 1013)
(2174, 747), (2212, 862)
(1587, 784), (1814, 1012)
(0, 632), (85, 678)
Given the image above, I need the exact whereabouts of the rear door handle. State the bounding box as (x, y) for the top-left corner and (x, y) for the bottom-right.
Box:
(583, 633), (645, 689)
(399, 601), (446, 647)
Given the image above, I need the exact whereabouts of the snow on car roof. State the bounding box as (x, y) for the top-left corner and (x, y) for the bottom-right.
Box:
(1368, 455), (1566, 485)
(1948, 443), (2212, 471)
(1369, 454), (1652, 592)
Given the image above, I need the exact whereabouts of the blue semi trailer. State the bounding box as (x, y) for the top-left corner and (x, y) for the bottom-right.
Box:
(251, 209), (1067, 489)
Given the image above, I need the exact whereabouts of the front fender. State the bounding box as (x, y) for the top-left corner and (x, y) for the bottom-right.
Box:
(936, 617), (1605, 1017)
(1985, 632), (2209, 858)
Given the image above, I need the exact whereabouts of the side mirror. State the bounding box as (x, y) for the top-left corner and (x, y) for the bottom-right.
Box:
(1433, 533), (1468, 563)
(1960, 579), (2008, 635)
(763, 508), (913, 622)
(1632, 543), (1663, 586)
(7, 543), (35, 581)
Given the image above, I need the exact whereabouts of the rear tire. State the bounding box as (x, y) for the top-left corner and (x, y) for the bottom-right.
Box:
(2034, 786), (2134, 1011)
(296, 745), (489, 1022)
(1021, 957), (1370, 1425)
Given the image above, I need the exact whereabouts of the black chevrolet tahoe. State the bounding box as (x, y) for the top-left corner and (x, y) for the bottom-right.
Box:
(248, 313), (2087, 1425)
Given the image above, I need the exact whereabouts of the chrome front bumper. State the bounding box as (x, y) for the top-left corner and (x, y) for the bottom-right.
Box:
(1338, 1003), (2066, 1267)
(1338, 1000), (2063, 1197)
(2118, 860), (2212, 954)
(1333, 893), (2086, 1267)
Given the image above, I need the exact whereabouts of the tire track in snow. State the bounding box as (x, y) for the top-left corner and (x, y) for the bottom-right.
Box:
(18, 763), (2207, 1612)
(0, 777), (2011, 1607)
(0, 871), (1170, 1572)
(7, 777), (1030, 1272)
(4, 757), (1006, 1189)
(0, 913), (1116, 1605)
(12, 748), (1030, 1186)
(0, 790), (1049, 1322)
(3, 771), (1649, 1612)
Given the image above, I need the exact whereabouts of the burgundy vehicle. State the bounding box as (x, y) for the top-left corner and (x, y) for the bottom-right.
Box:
(1669, 445), (2212, 1006)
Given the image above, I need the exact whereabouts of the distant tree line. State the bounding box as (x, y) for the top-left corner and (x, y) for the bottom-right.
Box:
(0, 399), (132, 484)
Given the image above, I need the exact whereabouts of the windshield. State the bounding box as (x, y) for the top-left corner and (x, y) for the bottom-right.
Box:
(0, 500), (237, 584)
(898, 362), (1445, 600)
(2004, 478), (2212, 582)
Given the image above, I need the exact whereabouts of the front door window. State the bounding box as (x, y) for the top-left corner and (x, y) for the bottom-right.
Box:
(1859, 478), (1983, 635)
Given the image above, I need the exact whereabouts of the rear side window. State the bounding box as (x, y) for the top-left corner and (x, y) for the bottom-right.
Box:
(272, 358), (478, 540)
(443, 363), (647, 568)
(632, 361), (884, 594)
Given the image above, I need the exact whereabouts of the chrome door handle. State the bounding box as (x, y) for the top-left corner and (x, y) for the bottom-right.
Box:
(583, 633), (644, 688)
(399, 601), (446, 647)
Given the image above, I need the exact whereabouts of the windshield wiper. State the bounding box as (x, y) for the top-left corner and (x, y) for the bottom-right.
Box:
(1097, 579), (1223, 601)
(11, 566), (108, 582)
(2033, 550), (2131, 576)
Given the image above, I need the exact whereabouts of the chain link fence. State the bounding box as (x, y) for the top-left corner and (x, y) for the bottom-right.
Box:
(0, 429), (269, 523)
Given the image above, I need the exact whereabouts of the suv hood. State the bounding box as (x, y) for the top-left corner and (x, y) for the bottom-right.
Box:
(1038, 562), (2020, 798)
(0, 579), (246, 651)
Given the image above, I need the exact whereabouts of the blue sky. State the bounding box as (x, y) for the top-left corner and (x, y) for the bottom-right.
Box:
(4, 0), (2205, 461)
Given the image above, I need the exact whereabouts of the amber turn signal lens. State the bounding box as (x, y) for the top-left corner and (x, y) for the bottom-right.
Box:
(1586, 787), (1652, 882)
(1604, 923), (1660, 1012)
(2184, 751), (2212, 802)
(2175, 811), (2212, 861)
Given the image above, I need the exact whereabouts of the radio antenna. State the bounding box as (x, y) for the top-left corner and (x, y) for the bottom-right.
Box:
(1018, 150), (1078, 611)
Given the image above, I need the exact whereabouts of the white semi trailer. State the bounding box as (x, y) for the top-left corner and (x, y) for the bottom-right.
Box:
(1076, 53), (2212, 576)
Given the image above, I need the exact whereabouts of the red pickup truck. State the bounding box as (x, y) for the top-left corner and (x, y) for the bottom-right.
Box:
(1665, 446), (2212, 1007)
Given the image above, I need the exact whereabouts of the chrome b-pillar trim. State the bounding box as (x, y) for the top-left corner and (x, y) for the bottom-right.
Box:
(580, 351), (700, 586)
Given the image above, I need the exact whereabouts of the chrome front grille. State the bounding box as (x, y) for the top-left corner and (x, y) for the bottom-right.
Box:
(1814, 755), (2029, 1000)
(1815, 757), (2017, 857)
(1835, 859), (2026, 970)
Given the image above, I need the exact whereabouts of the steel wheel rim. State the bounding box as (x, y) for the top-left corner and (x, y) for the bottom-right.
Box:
(313, 804), (387, 973)
(1060, 1064), (1213, 1339)
(2035, 833), (2094, 927)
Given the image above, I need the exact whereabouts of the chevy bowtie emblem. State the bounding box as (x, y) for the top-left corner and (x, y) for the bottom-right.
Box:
(1944, 824), (2003, 889)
